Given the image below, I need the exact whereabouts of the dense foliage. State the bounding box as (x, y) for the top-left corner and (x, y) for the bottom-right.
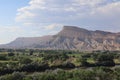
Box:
(0, 67), (120, 80)
(0, 49), (120, 80)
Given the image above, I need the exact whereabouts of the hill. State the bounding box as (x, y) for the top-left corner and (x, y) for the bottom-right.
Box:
(1, 26), (120, 51)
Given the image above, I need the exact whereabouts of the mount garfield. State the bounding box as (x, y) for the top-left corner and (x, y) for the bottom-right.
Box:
(1, 26), (120, 51)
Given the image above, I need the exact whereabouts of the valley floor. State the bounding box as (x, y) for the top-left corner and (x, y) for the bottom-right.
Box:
(0, 49), (120, 80)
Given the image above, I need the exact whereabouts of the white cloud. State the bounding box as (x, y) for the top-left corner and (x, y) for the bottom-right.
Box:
(44, 24), (63, 30)
(89, 1), (120, 28)
(0, 26), (25, 44)
(16, 0), (120, 32)
(93, 1), (120, 17)
(0, 26), (24, 33)
(75, 0), (105, 7)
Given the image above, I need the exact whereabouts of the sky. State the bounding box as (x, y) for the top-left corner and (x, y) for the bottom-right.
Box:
(0, 0), (120, 44)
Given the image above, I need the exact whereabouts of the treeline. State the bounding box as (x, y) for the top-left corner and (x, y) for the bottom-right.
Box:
(0, 67), (120, 80)
(0, 49), (120, 78)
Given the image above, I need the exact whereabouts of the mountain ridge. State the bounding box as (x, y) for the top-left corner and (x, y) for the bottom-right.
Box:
(0, 26), (120, 51)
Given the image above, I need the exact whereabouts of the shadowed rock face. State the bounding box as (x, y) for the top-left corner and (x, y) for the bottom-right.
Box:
(1, 26), (120, 51)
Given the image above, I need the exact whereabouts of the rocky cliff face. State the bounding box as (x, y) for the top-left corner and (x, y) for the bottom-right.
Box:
(1, 26), (120, 51)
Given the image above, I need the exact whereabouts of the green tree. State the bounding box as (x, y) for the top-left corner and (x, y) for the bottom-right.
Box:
(8, 52), (15, 56)
(77, 57), (89, 66)
(96, 54), (115, 66)
(19, 57), (32, 64)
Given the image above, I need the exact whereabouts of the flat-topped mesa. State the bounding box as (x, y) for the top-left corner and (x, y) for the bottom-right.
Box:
(63, 26), (88, 32)
(95, 30), (114, 35)
(1, 25), (120, 51)
(57, 26), (91, 38)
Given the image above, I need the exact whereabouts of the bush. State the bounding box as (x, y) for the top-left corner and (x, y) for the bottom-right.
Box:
(8, 52), (15, 56)
(0, 55), (7, 60)
(19, 57), (32, 64)
(0, 72), (25, 80)
(61, 62), (75, 68)
(96, 54), (115, 66)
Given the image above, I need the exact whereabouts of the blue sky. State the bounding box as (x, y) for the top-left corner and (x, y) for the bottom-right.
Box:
(0, 0), (120, 44)
(0, 0), (29, 25)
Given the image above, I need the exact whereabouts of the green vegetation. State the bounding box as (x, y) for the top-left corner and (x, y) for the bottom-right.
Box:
(0, 49), (120, 80)
(0, 67), (120, 80)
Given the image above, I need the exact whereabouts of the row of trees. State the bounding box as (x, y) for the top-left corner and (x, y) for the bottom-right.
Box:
(0, 67), (120, 80)
(0, 53), (116, 76)
(0, 49), (120, 76)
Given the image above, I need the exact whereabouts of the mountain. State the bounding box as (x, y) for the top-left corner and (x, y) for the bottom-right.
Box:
(1, 26), (120, 51)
